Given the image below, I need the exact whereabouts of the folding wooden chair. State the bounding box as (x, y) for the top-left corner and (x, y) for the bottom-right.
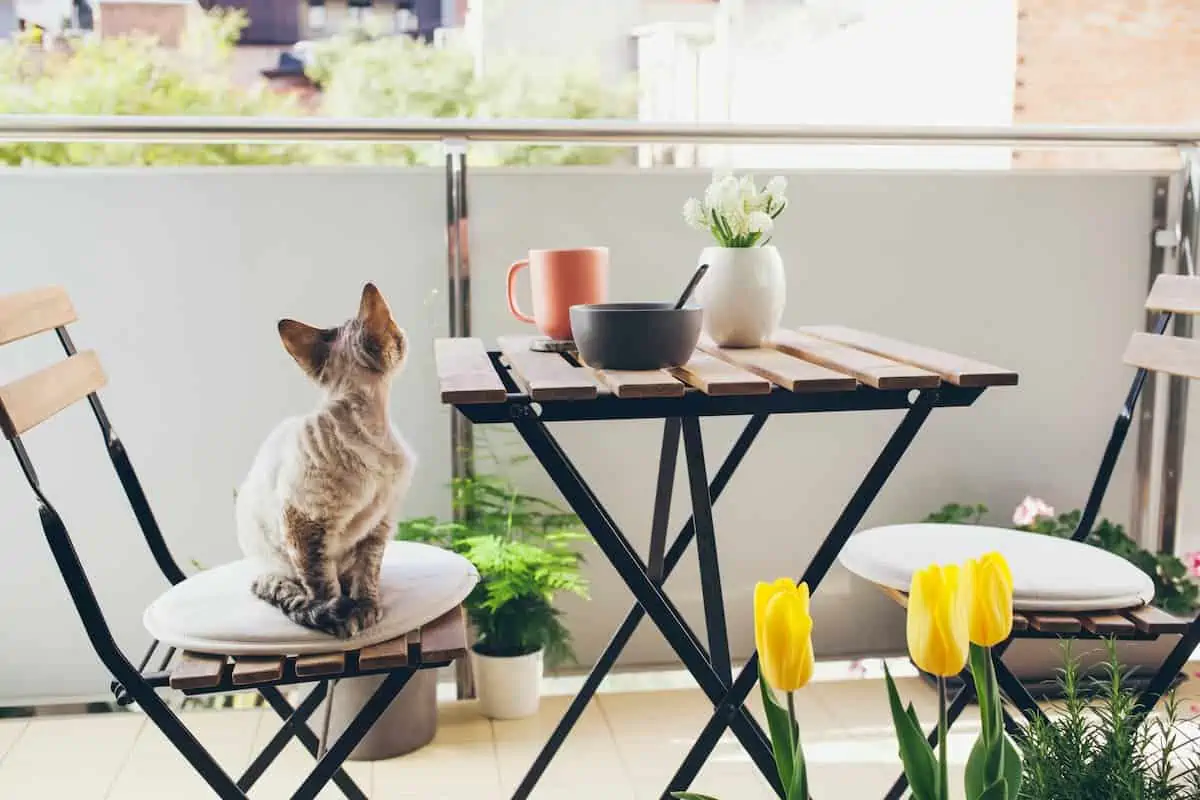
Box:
(839, 273), (1200, 799)
(0, 286), (474, 800)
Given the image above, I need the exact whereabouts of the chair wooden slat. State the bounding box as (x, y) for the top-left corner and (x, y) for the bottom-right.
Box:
(0, 351), (107, 439)
(231, 656), (285, 687)
(770, 330), (939, 390)
(586, 365), (686, 399)
(434, 338), (508, 404)
(295, 652), (347, 678)
(418, 607), (469, 662)
(797, 326), (1019, 387)
(698, 340), (857, 393)
(170, 652), (227, 691)
(1124, 605), (1193, 635)
(0, 286), (77, 346)
(668, 352), (772, 396)
(1123, 332), (1200, 379)
(358, 634), (409, 670)
(1080, 613), (1139, 637)
(1026, 613), (1083, 634)
(1012, 612), (1029, 632)
(1145, 274), (1200, 314)
(498, 336), (597, 402)
(880, 585), (1029, 633)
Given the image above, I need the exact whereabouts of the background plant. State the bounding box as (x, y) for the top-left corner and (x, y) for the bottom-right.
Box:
(923, 502), (1200, 615)
(1019, 642), (1200, 800)
(396, 440), (588, 666)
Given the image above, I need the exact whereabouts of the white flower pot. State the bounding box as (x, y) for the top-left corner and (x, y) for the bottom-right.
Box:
(695, 245), (786, 348)
(471, 647), (544, 720)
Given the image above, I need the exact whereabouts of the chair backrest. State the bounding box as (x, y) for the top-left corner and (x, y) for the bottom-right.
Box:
(2, 286), (186, 676)
(1125, 274), (1200, 378)
(1071, 273), (1198, 544)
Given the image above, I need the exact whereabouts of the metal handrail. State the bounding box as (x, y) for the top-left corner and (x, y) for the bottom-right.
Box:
(0, 115), (1199, 146)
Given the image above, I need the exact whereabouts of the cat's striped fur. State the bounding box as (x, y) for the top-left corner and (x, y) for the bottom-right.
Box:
(237, 283), (415, 638)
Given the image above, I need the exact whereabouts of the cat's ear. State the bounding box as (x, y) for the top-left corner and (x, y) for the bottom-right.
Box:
(358, 282), (395, 337)
(278, 319), (329, 378)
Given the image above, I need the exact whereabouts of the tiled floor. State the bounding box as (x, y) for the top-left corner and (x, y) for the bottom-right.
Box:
(1, 664), (1198, 799)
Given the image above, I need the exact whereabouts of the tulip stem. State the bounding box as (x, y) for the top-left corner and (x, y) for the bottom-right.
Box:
(937, 677), (948, 800)
(786, 691), (797, 750)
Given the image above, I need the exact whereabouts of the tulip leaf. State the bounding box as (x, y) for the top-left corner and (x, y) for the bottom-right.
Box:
(978, 777), (1008, 800)
(671, 794), (722, 800)
(884, 665), (938, 800)
(964, 736), (987, 798)
(787, 730), (809, 800)
(759, 678), (795, 791)
(1000, 733), (1023, 799)
(965, 733), (1023, 800)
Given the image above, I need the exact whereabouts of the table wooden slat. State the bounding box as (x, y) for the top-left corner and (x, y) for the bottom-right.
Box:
(1146, 274), (1200, 314)
(231, 656), (285, 687)
(295, 652), (347, 678)
(434, 338), (507, 404)
(798, 326), (1019, 387)
(1026, 613), (1082, 634)
(170, 652), (227, 691)
(419, 607), (469, 662)
(668, 352), (771, 396)
(1124, 605), (1193, 635)
(358, 635), (409, 670)
(770, 330), (939, 390)
(586, 365), (686, 399)
(498, 336), (598, 402)
(698, 340), (857, 393)
(1079, 613), (1139, 637)
(1012, 612), (1029, 632)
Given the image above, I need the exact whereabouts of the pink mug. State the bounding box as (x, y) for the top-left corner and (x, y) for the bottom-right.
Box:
(506, 247), (609, 341)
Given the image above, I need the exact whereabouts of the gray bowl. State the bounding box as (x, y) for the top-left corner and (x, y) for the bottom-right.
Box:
(570, 302), (702, 371)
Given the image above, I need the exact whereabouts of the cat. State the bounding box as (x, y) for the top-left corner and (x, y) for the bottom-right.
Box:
(236, 283), (416, 638)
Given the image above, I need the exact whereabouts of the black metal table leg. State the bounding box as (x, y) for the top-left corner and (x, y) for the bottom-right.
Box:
(664, 393), (937, 798)
(512, 414), (769, 800)
(511, 408), (780, 792)
(649, 417), (682, 581)
(682, 416), (733, 683)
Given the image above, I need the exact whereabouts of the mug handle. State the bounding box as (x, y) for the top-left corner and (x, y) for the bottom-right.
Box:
(506, 259), (535, 324)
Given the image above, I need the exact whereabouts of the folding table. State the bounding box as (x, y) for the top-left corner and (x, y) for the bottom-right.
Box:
(435, 327), (1018, 799)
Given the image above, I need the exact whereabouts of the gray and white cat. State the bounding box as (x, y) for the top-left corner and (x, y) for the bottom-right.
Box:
(237, 283), (416, 638)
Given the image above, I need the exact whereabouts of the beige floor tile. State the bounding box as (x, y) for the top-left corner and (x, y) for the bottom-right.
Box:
(0, 718), (29, 763)
(107, 708), (264, 800)
(375, 741), (501, 798)
(0, 712), (144, 800)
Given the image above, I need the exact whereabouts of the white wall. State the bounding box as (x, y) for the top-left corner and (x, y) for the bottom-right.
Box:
(0, 165), (1165, 704)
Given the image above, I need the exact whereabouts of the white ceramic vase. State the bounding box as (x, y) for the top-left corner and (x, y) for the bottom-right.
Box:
(695, 245), (786, 348)
(471, 647), (544, 720)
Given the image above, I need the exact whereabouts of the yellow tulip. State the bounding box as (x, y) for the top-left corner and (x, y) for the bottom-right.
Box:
(906, 563), (972, 677)
(754, 578), (815, 692)
(965, 552), (1014, 647)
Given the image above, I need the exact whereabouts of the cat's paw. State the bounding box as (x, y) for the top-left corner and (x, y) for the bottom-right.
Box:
(347, 599), (383, 635)
(304, 595), (359, 637)
(252, 574), (310, 613)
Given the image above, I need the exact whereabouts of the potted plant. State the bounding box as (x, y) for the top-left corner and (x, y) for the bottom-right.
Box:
(397, 447), (588, 720)
(682, 173), (789, 348)
(923, 498), (1200, 694)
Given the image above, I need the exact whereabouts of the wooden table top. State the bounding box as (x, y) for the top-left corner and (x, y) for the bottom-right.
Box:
(435, 326), (1017, 417)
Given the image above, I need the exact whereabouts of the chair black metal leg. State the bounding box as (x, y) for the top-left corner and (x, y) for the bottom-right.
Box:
(511, 407), (780, 793)
(993, 652), (1047, 725)
(648, 417), (681, 582)
(1135, 617), (1200, 720)
(665, 394), (937, 798)
(120, 670), (247, 799)
(292, 669), (413, 800)
(258, 685), (367, 800)
(682, 416), (732, 683)
(240, 683), (329, 792)
(511, 414), (770, 800)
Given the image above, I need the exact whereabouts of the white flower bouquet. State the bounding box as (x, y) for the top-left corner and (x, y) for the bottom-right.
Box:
(683, 173), (789, 248)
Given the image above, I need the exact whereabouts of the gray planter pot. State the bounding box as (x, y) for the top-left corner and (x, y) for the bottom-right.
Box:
(319, 669), (438, 761)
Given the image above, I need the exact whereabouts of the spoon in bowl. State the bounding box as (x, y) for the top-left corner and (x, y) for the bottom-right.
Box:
(674, 263), (709, 310)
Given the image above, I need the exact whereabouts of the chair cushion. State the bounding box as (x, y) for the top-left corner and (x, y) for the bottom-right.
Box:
(839, 524), (1154, 612)
(143, 541), (478, 656)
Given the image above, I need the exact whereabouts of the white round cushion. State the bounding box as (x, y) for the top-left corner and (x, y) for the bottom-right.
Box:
(143, 541), (478, 655)
(839, 524), (1154, 612)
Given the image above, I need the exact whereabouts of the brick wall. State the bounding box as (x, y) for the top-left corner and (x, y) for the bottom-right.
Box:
(1013, 0), (1197, 169)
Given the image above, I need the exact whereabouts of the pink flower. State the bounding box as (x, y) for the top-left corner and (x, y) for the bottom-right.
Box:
(1185, 552), (1200, 579)
(1013, 496), (1055, 527)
